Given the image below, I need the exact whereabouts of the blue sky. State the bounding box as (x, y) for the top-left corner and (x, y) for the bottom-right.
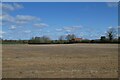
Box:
(1, 2), (118, 40)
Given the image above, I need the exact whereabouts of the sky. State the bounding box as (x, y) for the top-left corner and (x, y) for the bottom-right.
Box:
(1, 2), (119, 40)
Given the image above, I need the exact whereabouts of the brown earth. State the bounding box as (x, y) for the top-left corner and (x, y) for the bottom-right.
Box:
(2, 44), (118, 78)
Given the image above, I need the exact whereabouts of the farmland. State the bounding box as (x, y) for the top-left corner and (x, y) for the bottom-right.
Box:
(2, 44), (118, 78)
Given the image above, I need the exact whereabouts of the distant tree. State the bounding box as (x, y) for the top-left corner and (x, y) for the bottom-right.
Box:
(106, 27), (117, 41)
(41, 36), (51, 43)
(29, 36), (51, 44)
(31, 37), (35, 40)
(119, 37), (120, 40)
(100, 36), (106, 41)
(59, 35), (64, 41)
(65, 34), (76, 41)
(81, 39), (90, 43)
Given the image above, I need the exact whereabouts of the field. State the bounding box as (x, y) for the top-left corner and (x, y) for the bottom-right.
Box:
(2, 44), (118, 78)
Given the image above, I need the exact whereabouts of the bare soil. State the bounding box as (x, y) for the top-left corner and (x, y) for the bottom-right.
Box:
(2, 44), (118, 78)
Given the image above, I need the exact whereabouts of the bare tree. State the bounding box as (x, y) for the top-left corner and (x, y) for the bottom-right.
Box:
(29, 36), (51, 43)
(106, 27), (117, 41)
(59, 35), (64, 41)
(65, 34), (76, 41)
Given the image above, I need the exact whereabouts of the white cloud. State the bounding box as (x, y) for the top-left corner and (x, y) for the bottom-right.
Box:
(0, 22), (2, 26)
(0, 31), (6, 38)
(108, 26), (113, 29)
(16, 15), (40, 23)
(108, 26), (119, 30)
(107, 2), (118, 7)
(9, 25), (16, 30)
(2, 3), (23, 12)
(0, 15), (2, 20)
(56, 28), (62, 32)
(2, 3), (15, 11)
(2, 3), (40, 26)
(34, 23), (48, 28)
(47, 30), (50, 33)
(2, 14), (14, 23)
(55, 25), (82, 33)
(13, 3), (23, 9)
(0, 31), (6, 34)
(63, 25), (82, 32)
(24, 30), (31, 33)
(2, 14), (40, 25)
(1, 3), (49, 39)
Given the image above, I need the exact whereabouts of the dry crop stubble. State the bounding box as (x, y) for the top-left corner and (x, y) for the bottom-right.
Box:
(2, 44), (118, 78)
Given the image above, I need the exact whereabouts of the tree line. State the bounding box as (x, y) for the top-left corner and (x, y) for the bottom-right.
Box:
(1, 27), (120, 44)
